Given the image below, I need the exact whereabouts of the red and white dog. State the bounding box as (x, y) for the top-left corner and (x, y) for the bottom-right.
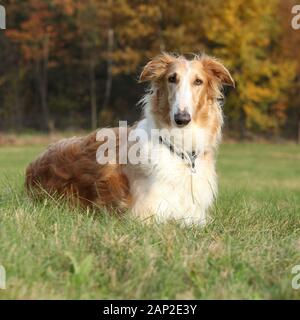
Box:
(26, 53), (234, 225)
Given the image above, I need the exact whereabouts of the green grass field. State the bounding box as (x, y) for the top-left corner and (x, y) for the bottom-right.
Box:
(0, 143), (299, 299)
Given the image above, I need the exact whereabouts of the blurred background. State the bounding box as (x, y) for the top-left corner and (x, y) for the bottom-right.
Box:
(0, 0), (299, 141)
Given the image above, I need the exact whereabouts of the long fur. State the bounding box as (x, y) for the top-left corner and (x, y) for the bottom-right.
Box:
(25, 53), (234, 225)
(26, 130), (132, 212)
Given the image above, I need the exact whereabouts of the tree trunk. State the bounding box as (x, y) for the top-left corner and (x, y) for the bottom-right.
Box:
(36, 35), (51, 132)
(12, 68), (23, 132)
(158, 8), (165, 51)
(102, 28), (114, 112)
(90, 58), (97, 130)
(239, 106), (246, 140)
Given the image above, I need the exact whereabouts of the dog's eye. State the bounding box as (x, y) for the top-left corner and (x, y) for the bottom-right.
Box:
(168, 74), (177, 83)
(194, 78), (203, 86)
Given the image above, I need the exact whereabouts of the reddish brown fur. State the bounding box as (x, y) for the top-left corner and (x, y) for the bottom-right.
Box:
(25, 129), (132, 212)
(139, 53), (177, 128)
(140, 53), (234, 145)
(139, 53), (176, 83)
(150, 86), (172, 127)
(196, 56), (234, 144)
(26, 53), (234, 213)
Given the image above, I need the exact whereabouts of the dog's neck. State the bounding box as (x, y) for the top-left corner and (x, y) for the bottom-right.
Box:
(143, 102), (208, 157)
(158, 135), (202, 173)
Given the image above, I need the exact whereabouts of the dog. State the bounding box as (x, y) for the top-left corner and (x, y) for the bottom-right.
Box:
(25, 53), (234, 225)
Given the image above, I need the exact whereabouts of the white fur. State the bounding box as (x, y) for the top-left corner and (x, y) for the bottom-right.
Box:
(121, 56), (225, 226)
(172, 60), (193, 117)
(123, 110), (218, 226)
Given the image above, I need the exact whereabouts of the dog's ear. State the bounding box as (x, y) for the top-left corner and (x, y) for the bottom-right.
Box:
(201, 56), (235, 88)
(139, 53), (175, 83)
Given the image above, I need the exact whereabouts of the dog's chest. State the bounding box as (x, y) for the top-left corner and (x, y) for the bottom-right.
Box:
(126, 144), (216, 224)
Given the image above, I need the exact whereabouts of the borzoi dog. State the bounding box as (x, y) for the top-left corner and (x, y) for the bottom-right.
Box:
(26, 53), (234, 225)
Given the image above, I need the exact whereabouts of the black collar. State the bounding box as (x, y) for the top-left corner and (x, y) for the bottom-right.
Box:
(159, 136), (199, 173)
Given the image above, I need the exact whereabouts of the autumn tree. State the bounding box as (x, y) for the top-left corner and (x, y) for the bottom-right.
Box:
(278, 0), (300, 140)
(6, 0), (59, 131)
(1, 0), (299, 139)
(199, 0), (296, 136)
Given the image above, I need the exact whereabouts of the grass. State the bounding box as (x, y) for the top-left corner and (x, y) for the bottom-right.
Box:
(0, 142), (299, 299)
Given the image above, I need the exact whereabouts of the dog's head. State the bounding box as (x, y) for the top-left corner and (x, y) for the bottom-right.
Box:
(139, 53), (234, 129)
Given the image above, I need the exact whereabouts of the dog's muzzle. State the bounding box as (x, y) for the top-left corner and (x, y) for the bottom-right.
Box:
(174, 111), (191, 127)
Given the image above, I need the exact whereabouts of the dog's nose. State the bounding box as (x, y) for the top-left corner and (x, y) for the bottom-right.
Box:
(174, 111), (191, 127)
